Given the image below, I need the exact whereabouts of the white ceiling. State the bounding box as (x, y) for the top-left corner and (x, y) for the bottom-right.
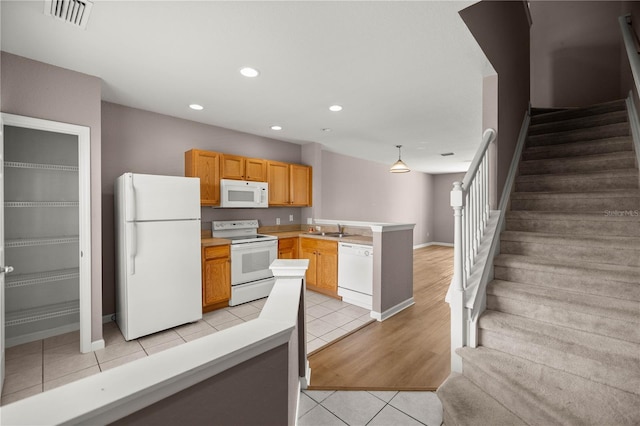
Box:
(1, 0), (491, 174)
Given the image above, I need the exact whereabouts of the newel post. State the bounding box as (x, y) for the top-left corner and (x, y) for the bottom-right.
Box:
(450, 181), (465, 372)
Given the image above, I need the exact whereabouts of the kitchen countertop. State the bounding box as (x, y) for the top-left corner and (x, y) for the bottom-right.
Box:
(265, 230), (373, 246)
(201, 237), (232, 247)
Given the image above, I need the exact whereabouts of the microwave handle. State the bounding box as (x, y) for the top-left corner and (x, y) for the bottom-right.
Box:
(260, 187), (267, 204)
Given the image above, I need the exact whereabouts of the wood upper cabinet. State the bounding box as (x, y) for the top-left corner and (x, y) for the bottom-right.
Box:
(185, 149), (221, 206)
(299, 238), (338, 297)
(202, 245), (231, 312)
(267, 161), (312, 206)
(290, 164), (312, 206)
(221, 154), (267, 182)
(267, 161), (291, 205)
(278, 237), (299, 259)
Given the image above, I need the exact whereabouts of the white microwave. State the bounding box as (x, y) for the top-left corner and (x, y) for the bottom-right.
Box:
(220, 179), (269, 208)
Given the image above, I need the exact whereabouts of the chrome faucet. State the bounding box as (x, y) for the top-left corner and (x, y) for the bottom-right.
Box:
(337, 223), (344, 234)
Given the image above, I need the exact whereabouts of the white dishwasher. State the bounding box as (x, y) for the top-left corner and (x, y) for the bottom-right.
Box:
(338, 243), (373, 310)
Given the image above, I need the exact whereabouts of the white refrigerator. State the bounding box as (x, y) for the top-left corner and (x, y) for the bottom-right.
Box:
(114, 173), (202, 341)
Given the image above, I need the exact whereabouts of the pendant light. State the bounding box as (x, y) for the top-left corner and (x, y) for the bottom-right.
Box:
(390, 145), (410, 173)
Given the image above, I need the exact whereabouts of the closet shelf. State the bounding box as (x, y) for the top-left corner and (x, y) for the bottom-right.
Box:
(5, 300), (79, 327)
(6, 268), (80, 289)
(6, 236), (79, 248)
(5, 201), (79, 208)
(5, 161), (78, 172)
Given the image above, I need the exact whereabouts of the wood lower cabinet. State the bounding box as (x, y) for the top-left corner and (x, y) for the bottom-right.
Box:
(278, 237), (299, 259)
(185, 149), (221, 206)
(299, 238), (338, 297)
(202, 244), (231, 312)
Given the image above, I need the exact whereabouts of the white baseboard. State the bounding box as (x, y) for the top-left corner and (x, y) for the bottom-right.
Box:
(370, 297), (415, 322)
(104, 313), (116, 323)
(414, 242), (453, 249)
(91, 339), (105, 351)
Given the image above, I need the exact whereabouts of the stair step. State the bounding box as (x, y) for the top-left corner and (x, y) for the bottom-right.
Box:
(478, 310), (640, 394)
(505, 210), (640, 237)
(500, 230), (640, 267)
(436, 373), (526, 426)
(519, 151), (637, 175)
(493, 254), (640, 301)
(515, 169), (639, 192)
(522, 136), (634, 161)
(457, 346), (640, 426)
(510, 189), (640, 211)
(487, 280), (640, 344)
(530, 99), (627, 125)
(529, 110), (628, 136)
(527, 122), (630, 147)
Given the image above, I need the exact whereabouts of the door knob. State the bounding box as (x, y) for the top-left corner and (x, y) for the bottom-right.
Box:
(1, 266), (14, 274)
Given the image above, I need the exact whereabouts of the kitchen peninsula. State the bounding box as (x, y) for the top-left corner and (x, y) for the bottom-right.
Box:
(265, 219), (416, 321)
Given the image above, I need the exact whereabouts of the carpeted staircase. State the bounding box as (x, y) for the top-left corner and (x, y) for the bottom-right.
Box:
(437, 99), (640, 425)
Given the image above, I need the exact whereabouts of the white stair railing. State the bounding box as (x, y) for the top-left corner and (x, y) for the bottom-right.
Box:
(449, 128), (496, 372)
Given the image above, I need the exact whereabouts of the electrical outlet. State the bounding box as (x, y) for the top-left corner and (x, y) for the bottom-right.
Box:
(307, 218), (313, 225)
(276, 218), (280, 225)
(289, 215), (294, 222)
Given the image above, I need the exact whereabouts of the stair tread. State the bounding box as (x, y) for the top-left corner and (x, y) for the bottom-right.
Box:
(437, 373), (527, 426)
(511, 188), (640, 198)
(506, 210), (640, 222)
(494, 253), (640, 282)
(516, 168), (638, 182)
(488, 279), (640, 324)
(529, 110), (628, 135)
(479, 310), (640, 364)
(457, 346), (640, 426)
(530, 99), (627, 124)
(523, 135), (633, 153)
(521, 150), (635, 163)
(501, 230), (640, 248)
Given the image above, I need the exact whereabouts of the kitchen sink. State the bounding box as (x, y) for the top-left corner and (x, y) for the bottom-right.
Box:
(308, 231), (352, 238)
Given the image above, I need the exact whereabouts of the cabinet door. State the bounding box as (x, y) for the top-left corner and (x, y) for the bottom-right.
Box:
(298, 241), (317, 287)
(245, 158), (267, 182)
(221, 154), (245, 180)
(316, 242), (338, 292)
(185, 150), (220, 206)
(278, 237), (298, 259)
(267, 161), (290, 205)
(203, 257), (231, 307)
(290, 164), (312, 206)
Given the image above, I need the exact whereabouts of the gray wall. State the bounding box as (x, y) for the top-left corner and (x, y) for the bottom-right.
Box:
(101, 102), (304, 315)
(460, 0), (531, 206)
(530, 1), (628, 108)
(320, 150), (434, 245)
(433, 173), (466, 245)
(1, 52), (103, 342)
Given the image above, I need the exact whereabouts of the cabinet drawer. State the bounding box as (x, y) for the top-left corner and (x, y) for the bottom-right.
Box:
(204, 244), (230, 260)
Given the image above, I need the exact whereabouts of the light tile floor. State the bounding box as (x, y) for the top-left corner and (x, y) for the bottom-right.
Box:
(299, 389), (443, 426)
(1, 290), (372, 406)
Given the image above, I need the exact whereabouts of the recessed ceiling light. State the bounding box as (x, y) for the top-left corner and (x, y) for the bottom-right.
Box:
(329, 105), (343, 112)
(189, 104), (204, 111)
(270, 125), (282, 131)
(240, 67), (260, 78)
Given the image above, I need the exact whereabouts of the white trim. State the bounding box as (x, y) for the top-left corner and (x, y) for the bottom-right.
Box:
(91, 339), (105, 351)
(370, 297), (415, 322)
(1, 113), (92, 354)
(415, 242), (454, 249)
(625, 93), (640, 172)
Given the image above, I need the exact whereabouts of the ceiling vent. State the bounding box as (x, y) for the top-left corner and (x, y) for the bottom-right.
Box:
(44, 0), (93, 30)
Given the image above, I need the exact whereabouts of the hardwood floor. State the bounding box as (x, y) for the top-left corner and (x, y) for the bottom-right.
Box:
(308, 245), (453, 391)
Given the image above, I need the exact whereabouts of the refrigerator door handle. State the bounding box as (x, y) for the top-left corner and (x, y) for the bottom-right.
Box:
(128, 222), (137, 275)
(125, 173), (136, 221)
